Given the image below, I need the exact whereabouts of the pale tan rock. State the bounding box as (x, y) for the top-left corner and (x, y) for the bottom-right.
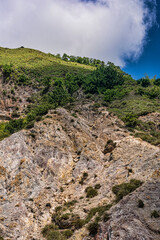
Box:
(0, 105), (159, 239)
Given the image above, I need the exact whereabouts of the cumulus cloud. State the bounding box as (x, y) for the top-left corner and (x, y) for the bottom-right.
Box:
(0, 0), (156, 66)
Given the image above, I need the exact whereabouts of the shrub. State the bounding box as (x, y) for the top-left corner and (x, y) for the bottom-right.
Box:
(123, 113), (138, 128)
(61, 213), (70, 220)
(79, 172), (88, 185)
(11, 111), (20, 118)
(42, 223), (58, 237)
(103, 140), (116, 154)
(104, 87), (128, 102)
(55, 206), (62, 212)
(154, 78), (160, 86)
(138, 199), (144, 208)
(141, 78), (150, 87)
(63, 229), (73, 238)
(46, 231), (64, 240)
(64, 200), (77, 208)
(2, 64), (12, 79)
(18, 74), (29, 84)
(151, 210), (159, 218)
(85, 186), (98, 198)
(5, 118), (24, 134)
(25, 120), (35, 129)
(74, 219), (85, 229)
(87, 221), (99, 236)
(103, 212), (110, 222)
(112, 179), (143, 202)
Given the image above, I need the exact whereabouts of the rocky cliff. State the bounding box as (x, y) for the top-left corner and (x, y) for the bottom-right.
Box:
(0, 103), (159, 240)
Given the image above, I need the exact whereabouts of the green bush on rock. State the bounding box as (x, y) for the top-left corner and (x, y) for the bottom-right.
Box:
(112, 179), (143, 202)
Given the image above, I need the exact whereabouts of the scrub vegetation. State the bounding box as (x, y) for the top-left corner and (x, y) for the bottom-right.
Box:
(0, 47), (160, 146)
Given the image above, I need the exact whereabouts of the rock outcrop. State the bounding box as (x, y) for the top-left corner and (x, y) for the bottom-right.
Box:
(0, 104), (159, 239)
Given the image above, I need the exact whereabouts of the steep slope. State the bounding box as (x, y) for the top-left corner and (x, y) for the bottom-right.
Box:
(0, 103), (159, 240)
(0, 47), (160, 240)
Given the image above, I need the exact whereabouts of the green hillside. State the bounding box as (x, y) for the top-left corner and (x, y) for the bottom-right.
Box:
(0, 47), (160, 145)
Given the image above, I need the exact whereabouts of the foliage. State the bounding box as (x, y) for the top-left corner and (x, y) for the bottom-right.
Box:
(5, 119), (24, 134)
(139, 78), (150, 87)
(2, 64), (12, 79)
(43, 201), (112, 239)
(85, 186), (98, 198)
(138, 199), (144, 208)
(154, 78), (160, 86)
(0, 47), (160, 148)
(104, 87), (129, 102)
(103, 213), (110, 222)
(151, 210), (159, 218)
(64, 200), (78, 208)
(122, 113), (138, 128)
(87, 221), (99, 236)
(79, 172), (88, 185)
(82, 63), (124, 94)
(59, 53), (104, 67)
(112, 179), (143, 202)
(103, 139), (116, 154)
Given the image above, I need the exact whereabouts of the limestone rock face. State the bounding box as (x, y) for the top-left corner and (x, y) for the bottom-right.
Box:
(96, 181), (160, 240)
(0, 105), (159, 239)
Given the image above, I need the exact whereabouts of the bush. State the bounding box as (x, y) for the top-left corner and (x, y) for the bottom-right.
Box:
(42, 223), (59, 237)
(63, 229), (73, 238)
(46, 231), (64, 240)
(138, 199), (144, 208)
(2, 64), (12, 79)
(141, 78), (150, 87)
(18, 74), (29, 84)
(104, 87), (128, 102)
(154, 78), (160, 86)
(79, 172), (88, 185)
(103, 213), (110, 222)
(103, 140), (116, 154)
(112, 179), (143, 202)
(151, 210), (159, 218)
(64, 200), (77, 208)
(25, 120), (35, 129)
(123, 113), (138, 128)
(85, 186), (98, 198)
(87, 221), (99, 236)
(82, 63), (124, 94)
(5, 119), (24, 134)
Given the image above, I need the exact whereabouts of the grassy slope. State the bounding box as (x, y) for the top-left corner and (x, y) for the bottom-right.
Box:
(0, 47), (94, 77)
(0, 47), (160, 145)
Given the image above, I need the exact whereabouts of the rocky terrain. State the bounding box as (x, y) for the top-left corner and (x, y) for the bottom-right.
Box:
(0, 103), (159, 240)
(0, 70), (36, 121)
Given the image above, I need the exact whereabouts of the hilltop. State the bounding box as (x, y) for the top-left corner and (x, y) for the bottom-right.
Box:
(0, 47), (160, 240)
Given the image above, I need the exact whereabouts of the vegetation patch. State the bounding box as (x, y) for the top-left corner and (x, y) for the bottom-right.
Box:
(103, 140), (116, 154)
(85, 186), (98, 198)
(87, 221), (100, 236)
(42, 201), (113, 239)
(151, 210), (159, 218)
(138, 199), (144, 208)
(79, 172), (88, 185)
(112, 179), (143, 202)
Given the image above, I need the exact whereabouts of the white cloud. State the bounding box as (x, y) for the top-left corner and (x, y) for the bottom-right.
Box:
(0, 0), (156, 66)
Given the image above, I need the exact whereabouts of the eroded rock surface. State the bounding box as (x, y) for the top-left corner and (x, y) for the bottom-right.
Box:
(0, 104), (159, 239)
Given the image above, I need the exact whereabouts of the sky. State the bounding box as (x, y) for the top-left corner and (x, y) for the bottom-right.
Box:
(0, 0), (159, 79)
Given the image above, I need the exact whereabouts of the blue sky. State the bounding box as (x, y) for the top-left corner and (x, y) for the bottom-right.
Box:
(123, 0), (160, 79)
(0, 0), (159, 80)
